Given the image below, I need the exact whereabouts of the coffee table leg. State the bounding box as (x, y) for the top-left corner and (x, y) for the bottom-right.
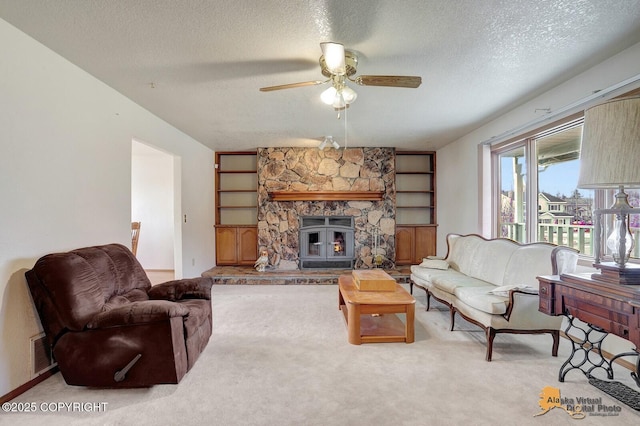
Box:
(347, 302), (361, 345)
(406, 303), (415, 343)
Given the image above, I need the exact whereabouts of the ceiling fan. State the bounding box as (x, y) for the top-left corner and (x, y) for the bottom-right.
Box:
(259, 42), (422, 110)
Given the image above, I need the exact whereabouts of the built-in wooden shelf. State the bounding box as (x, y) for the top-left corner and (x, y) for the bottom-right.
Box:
(268, 191), (384, 201)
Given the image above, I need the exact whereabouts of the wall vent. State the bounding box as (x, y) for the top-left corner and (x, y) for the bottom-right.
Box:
(30, 333), (56, 378)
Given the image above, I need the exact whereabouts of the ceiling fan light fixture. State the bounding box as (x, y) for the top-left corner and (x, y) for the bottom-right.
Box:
(321, 83), (356, 109)
(332, 91), (346, 109)
(320, 42), (346, 75)
(341, 85), (357, 104)
(260, 43), (421, 113)
(331, 139), (340, 149)
(320, 86), (337, 105)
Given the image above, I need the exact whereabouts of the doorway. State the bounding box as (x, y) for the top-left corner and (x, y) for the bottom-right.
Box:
(131, 140), (178, 281)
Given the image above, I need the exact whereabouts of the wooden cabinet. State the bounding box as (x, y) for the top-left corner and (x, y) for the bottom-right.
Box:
(215, 151), (258, 265)
(395, 151), (437, 265)
(215, 226), (258, 265)
(395, 226), (437, 265)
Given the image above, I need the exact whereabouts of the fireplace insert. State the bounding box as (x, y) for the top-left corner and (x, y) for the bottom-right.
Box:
(299, 216), (354, 269)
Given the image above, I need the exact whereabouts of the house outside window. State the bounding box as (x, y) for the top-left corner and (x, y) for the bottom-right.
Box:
(493, 117), (639, 261)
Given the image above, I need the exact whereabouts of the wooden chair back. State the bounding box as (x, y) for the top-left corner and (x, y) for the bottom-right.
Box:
(131, 222), (141, 256)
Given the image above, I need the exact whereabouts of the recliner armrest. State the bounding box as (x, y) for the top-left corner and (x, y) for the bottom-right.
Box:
(87, 300), (189, 329)
(147, 277), (212, 301)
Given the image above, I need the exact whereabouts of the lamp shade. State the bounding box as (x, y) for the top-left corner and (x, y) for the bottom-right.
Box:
(577, 96), (640, 189)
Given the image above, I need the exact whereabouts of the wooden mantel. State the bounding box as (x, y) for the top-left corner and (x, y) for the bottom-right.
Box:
(268, 191), (385, 201)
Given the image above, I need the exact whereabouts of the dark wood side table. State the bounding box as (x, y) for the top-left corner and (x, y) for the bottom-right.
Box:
(538, 273), (640, 408)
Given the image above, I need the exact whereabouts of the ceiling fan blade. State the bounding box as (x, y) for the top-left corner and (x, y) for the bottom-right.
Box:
(355, 75), (422, 88)
(320, 42), (346, 75)
(259, 80), (326, 92)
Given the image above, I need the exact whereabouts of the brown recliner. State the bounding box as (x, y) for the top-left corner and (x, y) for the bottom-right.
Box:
(25, 243), (213, 387)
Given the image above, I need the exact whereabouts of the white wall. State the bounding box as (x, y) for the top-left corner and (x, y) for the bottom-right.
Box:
(0, 18), (215, 397)
(132, 141), (175, 270)
(437, 40), (640, 254)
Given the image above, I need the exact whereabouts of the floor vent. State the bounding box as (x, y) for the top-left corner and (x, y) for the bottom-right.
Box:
(30, 333), (56, 378)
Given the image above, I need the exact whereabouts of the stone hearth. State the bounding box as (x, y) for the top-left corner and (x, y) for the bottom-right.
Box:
(201, 265), (411, 285)
(257, 147), (396, 269)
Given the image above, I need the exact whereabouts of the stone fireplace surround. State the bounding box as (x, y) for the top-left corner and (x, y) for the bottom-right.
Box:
(257, 147), (396, 269)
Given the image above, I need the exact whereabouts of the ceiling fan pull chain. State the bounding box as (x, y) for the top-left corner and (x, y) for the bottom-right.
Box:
(344, 104), (348, 149)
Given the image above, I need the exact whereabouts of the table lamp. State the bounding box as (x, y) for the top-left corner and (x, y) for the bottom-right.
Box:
(577, 95), (640, 284)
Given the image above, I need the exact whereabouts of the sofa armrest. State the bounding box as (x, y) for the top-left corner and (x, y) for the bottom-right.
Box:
(147, 277), (212, 301)
(504, 290), (554, 326)
(87, 300), (189, 329)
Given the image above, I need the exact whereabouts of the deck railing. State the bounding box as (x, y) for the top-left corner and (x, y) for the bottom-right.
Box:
(501, 223), (640, 258)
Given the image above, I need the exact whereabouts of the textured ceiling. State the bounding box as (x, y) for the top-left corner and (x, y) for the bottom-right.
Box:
(1, 0), (640, 151)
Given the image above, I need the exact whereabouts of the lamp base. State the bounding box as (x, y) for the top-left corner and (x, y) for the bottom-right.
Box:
(591, 262), (640, 285)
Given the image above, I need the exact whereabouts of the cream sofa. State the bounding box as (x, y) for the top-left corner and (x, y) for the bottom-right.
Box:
(410, 233), (578, 361)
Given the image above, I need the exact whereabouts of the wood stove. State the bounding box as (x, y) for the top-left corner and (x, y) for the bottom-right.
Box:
(299, 216), (354, 269)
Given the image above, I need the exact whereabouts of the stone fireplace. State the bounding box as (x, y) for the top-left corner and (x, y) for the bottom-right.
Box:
(257, 147), (396, 269)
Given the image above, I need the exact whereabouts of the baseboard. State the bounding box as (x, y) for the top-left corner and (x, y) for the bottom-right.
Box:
(0, 366), (59, 404)
(602, 349), (638, 372)
(560, 331), (637, 372)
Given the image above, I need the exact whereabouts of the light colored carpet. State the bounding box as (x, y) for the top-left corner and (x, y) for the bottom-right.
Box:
(5, 284), (640, 425)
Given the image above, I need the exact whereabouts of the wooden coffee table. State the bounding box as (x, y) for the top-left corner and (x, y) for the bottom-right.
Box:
(338, 274), (415, 344)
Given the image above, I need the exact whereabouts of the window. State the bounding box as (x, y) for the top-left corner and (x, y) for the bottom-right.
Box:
(536, 124), (595, 255)
(497, 144), (526, 242)
(492, 117), (639, 261)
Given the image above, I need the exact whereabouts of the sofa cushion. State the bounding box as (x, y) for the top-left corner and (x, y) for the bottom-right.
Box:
(446, 234), (483, 273)
(446, 235), (517, 286)
(410, 265), (454, 284)
(503, 244), (557, 289)
(429, 271), (492, 295)
(454, 286), (509, 315)
(418, 258), (450, 270)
